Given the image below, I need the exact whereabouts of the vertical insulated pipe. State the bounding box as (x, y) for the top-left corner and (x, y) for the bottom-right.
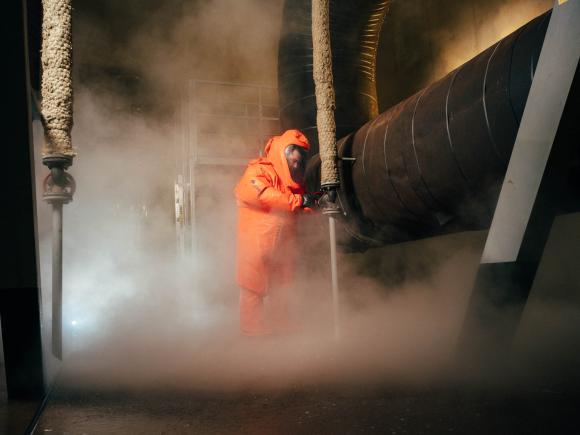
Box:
(41, 0), (74, 157)
(312, 0), (339, 188)
(312, 0), (341, 339)
(52, 202), (63, 359)
(41, 0), (76, 359)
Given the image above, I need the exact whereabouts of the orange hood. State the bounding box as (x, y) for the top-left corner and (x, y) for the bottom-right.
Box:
(262, 129), (310, 192)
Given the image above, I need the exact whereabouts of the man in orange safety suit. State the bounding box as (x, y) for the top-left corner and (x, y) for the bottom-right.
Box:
(234, 129), (319, 336)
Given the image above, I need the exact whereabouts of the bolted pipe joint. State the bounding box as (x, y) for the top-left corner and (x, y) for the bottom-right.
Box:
(42, 154), (73, 171)
(42, 155), (76, 205)
(42, 172), (75, 205)
(319, 187), (342, 215)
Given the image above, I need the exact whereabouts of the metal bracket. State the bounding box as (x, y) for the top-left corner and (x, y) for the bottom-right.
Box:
(320, 187), (342, 215)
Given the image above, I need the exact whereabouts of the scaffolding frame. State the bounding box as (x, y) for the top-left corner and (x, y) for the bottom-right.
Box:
(175, 79), (280, 254)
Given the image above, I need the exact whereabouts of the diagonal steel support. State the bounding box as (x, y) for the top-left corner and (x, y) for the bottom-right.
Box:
(458, 0), (580, 366)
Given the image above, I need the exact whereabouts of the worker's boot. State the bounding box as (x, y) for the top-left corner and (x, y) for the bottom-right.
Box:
(239, 287), (272, 336)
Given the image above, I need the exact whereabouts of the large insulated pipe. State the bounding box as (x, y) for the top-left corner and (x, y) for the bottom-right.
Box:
(278, 0), (389, 156)
(305, 11), (557, 250)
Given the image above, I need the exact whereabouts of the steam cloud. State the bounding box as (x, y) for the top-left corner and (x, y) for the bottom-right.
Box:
(33, 89), (484, 389)
(31, 0), (579, 392)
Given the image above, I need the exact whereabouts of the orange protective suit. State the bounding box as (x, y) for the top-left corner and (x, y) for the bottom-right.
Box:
(234, 129), (310, 335)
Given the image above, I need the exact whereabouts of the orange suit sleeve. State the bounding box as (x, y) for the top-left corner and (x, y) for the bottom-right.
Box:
(236, 166), (303, 212)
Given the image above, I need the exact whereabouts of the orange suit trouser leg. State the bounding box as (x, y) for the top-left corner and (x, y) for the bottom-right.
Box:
(239, 286), (271, 336)
(267, 285), (293, 332)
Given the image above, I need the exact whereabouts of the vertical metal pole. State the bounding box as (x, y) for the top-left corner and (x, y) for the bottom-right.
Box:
(189, 80), (198, 252)
(329, 216), (340, 340)
(52, 201), (63, 359)
(44, 167), (74, 360)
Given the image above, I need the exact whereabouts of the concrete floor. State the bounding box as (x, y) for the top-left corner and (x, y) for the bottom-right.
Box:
(0, 358), (40, 434)
(28, 383), (580, 434)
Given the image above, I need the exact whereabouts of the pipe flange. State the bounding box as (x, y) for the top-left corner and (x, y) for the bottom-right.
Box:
(320, 188), (342, 215)
(42, 154), (73, 170)
(43, 171), (76, 204)
(322, 203), (342, 215)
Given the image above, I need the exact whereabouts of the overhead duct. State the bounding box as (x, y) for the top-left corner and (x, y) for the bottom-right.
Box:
(278, 0), (389, 156)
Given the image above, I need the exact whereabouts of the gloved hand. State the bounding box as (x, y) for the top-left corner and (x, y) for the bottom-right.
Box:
(301, 191), (323, 208)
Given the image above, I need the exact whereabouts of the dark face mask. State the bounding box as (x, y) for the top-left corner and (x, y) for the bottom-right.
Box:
(285, 146), (306, 184)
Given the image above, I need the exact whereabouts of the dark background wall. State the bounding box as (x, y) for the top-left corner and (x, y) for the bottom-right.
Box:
(376, 0), (551, 111)
(25, 0), (553, 120)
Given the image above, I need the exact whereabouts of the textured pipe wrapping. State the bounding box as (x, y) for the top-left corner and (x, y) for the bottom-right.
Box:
(304, 11), (557, 250)
(41, 0), (75, 158)
(312, 0), (339, 187)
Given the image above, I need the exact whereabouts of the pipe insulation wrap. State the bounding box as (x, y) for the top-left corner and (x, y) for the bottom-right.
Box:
(312, 0), (339, 187)
(278, 8), (575, 250)
(338, 12), (554, 248)
(41, 0), (74, 157)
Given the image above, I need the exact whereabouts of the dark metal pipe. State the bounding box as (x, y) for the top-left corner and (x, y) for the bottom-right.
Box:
(305, 11), (562, 250)
(51, 201), (63, 359)
(43, 159), (75, 359)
